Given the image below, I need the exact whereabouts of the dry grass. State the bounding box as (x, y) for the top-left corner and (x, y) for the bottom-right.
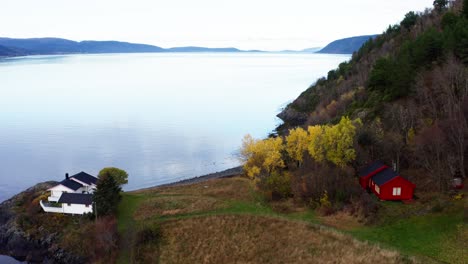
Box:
(156, 215), (416, 264)
(134, 196), (226, 220)
(138, 176), (254, 202)
(133, 177), (256, 220)
(318, 211), (363, 231)
(121, 176), (446, 263)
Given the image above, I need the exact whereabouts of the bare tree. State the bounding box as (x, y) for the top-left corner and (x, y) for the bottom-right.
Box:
(413, 122), (450, 191)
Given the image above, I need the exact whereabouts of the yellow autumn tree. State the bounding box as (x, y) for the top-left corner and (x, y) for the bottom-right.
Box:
(240, 134), (262, 178)
(322, 116), (358, 167)
(285, 127), (309, 167)
(307, 125), (326, 162)
(262, 137), (285, 176)
(240, 134), (285, 179)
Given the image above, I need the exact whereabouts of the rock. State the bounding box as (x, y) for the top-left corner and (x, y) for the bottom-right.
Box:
(0, 181), (86, 263)
(276, 106), (308, 126)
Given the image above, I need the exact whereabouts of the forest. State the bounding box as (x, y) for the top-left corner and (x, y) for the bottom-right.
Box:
(247, 0), (467, 215)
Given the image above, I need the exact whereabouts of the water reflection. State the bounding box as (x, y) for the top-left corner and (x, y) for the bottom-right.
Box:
(0, 53), (349, 201)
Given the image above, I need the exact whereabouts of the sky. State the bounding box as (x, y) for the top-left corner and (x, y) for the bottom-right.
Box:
(1, 0), (433, 51)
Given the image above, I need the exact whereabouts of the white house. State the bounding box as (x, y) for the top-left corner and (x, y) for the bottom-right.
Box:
(40, 172), (97, 215)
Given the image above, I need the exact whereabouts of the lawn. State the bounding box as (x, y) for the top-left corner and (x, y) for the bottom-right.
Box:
(116, 176), (466, 263)
(349, 211), (466, 263)
(116, 193), (146, 264)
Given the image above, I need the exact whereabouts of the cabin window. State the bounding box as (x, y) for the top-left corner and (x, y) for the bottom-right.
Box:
(375, 185), (380, 194)
(393, 187), (401, 196)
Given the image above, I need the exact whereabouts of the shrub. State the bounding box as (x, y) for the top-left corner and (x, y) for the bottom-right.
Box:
(318, 191), (335, 216)
(133, 223), (162, 263)
(350, 193), (380, 224)
(135, 223), (162, 246)
(264, 171), (292, 200)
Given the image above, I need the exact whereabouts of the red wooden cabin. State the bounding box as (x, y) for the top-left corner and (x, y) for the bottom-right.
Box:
(358, 161), (388, 189)
(368, 168), (415, 200)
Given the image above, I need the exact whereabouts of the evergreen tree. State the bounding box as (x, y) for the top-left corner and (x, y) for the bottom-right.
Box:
(433, 0), (448, 12)
(401, 11), (418, 30)
(463, 0), (468, 19)
(93, 174), (122, 216)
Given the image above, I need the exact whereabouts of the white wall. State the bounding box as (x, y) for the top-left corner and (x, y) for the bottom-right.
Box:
(49, 185), (74, 199)
(62, 203), (93, 215)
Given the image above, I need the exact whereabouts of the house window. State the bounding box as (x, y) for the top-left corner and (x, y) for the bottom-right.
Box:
(67, 203), (71, 206)
(393, 187), (401, 196)
(375, 185), (380, 194)
(85, 204), (89, 207)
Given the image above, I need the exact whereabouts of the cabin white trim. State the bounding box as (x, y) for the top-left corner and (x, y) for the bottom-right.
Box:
(392, 187), (401, 196)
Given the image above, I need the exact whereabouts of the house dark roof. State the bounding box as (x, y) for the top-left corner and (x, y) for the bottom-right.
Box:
(359, 161), (386, 177)
(58, 193), (93, 205)
(373, 168), (399, 186)
(71, 171), (98, 185)
(60, 179), (83, 191)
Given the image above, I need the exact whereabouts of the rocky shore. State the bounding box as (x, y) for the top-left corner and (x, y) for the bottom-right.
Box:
(153, 166), (243, 187)
(0, 166), (243, 263)
(0, 182), (86, 263)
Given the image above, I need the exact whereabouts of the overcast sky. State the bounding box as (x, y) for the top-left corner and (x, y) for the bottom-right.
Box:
(1, 0), (433, 50)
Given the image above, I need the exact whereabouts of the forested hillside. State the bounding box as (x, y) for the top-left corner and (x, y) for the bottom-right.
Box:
(276, 0), (467, 195)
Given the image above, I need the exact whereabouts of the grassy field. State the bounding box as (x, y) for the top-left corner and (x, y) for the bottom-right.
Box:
(117, 176), (466, 263)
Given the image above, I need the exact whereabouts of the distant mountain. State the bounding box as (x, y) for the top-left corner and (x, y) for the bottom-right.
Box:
(78, 41), (165, 53)
(0, 44), (26, 56)
(317, 35), (378, 54)
(166, 46), (241, 52)
(0, 38), (165, 55)
(0, 37), (255, 57)
(301, 47), (322, 53)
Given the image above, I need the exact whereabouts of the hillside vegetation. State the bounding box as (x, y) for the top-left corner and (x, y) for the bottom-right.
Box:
(277, 0), (468, 194)
(236, 2), (467, 263)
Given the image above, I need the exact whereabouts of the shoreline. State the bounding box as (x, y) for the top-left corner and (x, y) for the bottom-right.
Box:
(132, 166), (243, 192)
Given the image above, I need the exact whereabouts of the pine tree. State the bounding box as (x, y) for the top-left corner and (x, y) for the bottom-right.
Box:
(463, 0), (468, 19)
(93, 174), (122, 216)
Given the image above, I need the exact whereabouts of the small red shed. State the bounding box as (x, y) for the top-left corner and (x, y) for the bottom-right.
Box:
(358, 161), (389, 189)
(369, 168), (415, 201)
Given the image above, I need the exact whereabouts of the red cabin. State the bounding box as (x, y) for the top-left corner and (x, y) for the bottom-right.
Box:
(358, 161), (388, 189)
(368, 168), (415, 200)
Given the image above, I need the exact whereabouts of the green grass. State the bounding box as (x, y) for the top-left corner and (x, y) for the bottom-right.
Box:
(349, 211), (466, 263)
(116, 193), (146, 264)
(116, 178), (465, 263)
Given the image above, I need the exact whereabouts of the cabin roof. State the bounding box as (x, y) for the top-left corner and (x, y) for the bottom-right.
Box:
(59, 179), (83, 191)
(372, 168), (400, 186)
(71, 171), (97, 185)
(58, 193), (93, 205)
(359, 161), (386, 177)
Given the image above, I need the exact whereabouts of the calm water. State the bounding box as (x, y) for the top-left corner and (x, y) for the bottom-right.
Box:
(0, 53), (349, 202)
(0, 255), (23, 263)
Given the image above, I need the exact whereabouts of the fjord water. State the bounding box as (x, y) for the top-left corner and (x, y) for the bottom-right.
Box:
(0, 53), (349, 201)
(0, 255), (23, 263)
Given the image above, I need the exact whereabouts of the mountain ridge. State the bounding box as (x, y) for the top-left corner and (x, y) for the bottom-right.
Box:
(317, 34), (378, 54)
(0, 37), (258, 57)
